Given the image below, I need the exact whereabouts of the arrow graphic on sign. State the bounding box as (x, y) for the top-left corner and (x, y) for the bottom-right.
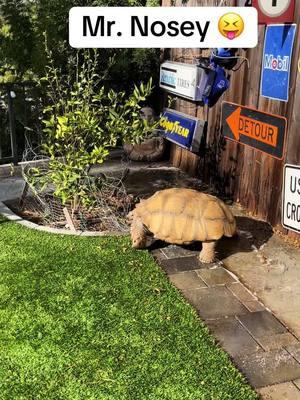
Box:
(222, 101), (286, 159)
(226, 106), (278, 147)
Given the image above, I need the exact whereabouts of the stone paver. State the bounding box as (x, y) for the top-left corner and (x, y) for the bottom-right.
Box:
(294, 379), (300, 390)
(206, 317), (262, 357)
(286, 343), (300, 363)
(243, 300), (266, 312)
(234, 349), (300, 388)
(196, 267), (237, 286)
(258, 382), (300, 400)
(161, 245), (199, 259)
(151, 249), (167, 263)
(227, 282), (257, 302)
(182, 286), (248, 320)
(169, 271), (207, 290)
(257, 333), (299, 352)
(237, 311), (287, 338)
(159, 256), (205, 274)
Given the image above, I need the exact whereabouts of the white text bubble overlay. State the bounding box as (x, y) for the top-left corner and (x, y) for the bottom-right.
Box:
(69, 7), (258, 48)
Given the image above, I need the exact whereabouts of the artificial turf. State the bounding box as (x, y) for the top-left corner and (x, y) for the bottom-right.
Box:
(0, 216), (258, 400)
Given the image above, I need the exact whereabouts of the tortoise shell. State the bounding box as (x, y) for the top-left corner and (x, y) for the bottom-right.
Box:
(133, 188), (236, 244)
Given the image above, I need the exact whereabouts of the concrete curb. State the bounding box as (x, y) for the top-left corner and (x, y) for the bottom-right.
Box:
(0, 201), (127, 237)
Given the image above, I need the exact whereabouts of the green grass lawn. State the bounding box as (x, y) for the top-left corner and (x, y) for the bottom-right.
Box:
(0, 216), (258, 400)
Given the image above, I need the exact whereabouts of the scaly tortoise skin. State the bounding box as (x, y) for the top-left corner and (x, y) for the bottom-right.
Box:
(127, 188), (236, 263)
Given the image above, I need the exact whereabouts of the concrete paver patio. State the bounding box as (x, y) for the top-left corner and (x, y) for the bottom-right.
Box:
(152, 242), (300, 398)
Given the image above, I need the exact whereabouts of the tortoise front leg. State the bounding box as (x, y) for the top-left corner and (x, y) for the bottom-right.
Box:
(199, 241), (216, 263)
(130, 216), (147, 249)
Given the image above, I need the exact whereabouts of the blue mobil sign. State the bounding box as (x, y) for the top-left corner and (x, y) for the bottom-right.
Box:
(261, 24), (296, 102)
(159, 109), (205, 153)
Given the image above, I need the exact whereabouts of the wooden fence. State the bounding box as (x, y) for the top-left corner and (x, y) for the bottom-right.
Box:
(161, 0), (300, 237)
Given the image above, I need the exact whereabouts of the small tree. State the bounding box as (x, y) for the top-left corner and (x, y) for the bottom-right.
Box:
(26, 49), (158, 211)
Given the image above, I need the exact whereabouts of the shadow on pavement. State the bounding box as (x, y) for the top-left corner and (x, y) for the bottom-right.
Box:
(148, 216), (274, 261)
(217, 216), (274, 260)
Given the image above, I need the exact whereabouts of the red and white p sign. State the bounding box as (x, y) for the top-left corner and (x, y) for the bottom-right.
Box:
(253, 0), (295, 24)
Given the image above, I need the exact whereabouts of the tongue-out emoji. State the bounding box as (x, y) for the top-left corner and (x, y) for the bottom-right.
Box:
(227, 31), (237, 40)
(218, 13), (244, 41)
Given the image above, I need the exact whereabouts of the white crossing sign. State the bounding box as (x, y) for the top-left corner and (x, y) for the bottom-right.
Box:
(282, 164), (300, 233)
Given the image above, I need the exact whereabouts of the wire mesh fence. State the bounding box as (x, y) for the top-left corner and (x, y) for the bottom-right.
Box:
(18, 144), (134, 233)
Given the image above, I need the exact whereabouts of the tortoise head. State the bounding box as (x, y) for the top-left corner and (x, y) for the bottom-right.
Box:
(132, 235), (147, 249)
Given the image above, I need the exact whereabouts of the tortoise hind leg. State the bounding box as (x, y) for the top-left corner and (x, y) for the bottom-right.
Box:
(199, 241), (216, 263)
(130, 216), (147, 249)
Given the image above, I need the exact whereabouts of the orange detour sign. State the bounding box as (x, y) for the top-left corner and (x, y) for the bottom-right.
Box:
(222, 101), (287, 160)
(226, 107), (278, 147)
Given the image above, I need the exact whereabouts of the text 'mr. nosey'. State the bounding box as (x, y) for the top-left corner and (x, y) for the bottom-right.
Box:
(83, 15), (210, 42)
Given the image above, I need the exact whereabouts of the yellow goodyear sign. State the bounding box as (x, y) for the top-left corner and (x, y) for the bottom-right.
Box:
(159, 109), (205, 153)
(159, 117), (190, 138)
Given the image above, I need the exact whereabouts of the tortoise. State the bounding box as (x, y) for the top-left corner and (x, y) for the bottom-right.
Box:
(123, 107), (166, 162)
(123, 136), (166, 162)
(127, 188), (236, 263)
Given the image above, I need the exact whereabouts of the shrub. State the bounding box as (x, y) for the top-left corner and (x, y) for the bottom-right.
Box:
(26, 49), (158, 211)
